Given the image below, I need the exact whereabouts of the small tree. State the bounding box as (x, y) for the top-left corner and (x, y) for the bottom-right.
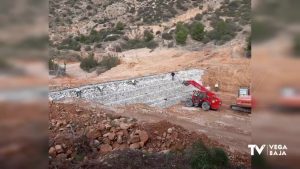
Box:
(175, 22), (188, 44)
(190, 21), (205, 41)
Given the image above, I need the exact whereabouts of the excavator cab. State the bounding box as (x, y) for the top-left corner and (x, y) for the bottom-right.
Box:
(231, 87), (252, 113)
(238, 87), (250, 97)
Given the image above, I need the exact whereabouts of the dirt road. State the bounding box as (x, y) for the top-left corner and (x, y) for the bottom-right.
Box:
(75, 97), (251, 154)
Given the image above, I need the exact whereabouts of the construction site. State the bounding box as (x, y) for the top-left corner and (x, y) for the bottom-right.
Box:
(48, 0), (251, 168)
(49, 43), (251, 168)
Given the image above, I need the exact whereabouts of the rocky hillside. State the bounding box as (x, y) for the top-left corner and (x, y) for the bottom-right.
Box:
(49, 0), (251, 61)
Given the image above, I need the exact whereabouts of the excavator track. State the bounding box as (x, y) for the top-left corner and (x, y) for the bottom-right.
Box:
(230, 105), (251, 113)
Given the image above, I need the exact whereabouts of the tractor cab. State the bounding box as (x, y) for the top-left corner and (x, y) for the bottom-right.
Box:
(183, 80), (222, 111)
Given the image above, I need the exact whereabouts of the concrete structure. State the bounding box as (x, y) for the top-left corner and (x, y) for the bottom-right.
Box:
(49, 69), (204, 108)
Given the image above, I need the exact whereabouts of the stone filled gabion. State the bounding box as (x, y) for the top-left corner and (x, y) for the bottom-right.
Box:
(49, 69), (203, 108)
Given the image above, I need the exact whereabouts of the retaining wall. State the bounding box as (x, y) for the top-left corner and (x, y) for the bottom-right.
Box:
(49, 69), (204, 108)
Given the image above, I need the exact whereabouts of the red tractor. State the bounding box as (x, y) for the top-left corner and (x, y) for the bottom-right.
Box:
(183, 80), (222, 111)
(230, 87), (252, 113)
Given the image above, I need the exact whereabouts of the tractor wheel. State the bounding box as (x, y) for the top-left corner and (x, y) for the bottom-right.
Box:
(201, 102), (210, 111)
(185, 98), (194, 107)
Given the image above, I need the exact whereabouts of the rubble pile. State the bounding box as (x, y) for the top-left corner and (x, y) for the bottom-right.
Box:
(49, 102), (250, 168)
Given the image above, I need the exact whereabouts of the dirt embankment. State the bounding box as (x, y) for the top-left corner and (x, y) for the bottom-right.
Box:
(49, 44), (250, 92)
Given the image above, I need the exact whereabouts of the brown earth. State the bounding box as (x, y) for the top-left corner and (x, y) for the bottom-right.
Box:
(49, 44), (250, 93)
(49, 102), (250, 168)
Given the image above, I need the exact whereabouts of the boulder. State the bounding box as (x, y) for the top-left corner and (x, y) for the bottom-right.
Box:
(103, 133), (110, 137)
(100, 144), (112, 154)
(108, 133), (116, 140)
(56, 153), (67, 160)
(167, 128), (173, 134)
(137, 130), (149, 144)
(117, 135), (123, 144)
(49, 147), (56, 156)
(87, 129), (101, 139)
(115, 144), (128, 150)
(120, 123), (131, 130)
(97, 124), (106, 131)
(129, 135), (140, 144)
(54, 145), (63, 154)
(94, 139), (100, 146)
(116, 131), (124, 136)
(130, 143), (141, 149)
(102, 137), (111, 144)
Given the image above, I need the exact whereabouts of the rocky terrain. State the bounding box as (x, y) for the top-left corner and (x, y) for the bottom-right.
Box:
(49, 102), (250, 168)
(49, 0), (250, 63)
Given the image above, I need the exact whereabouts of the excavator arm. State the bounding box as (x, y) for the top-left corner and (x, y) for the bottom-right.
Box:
(183, 80), (209, 93)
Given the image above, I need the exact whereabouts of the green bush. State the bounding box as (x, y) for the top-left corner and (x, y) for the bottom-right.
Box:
(57, 37), (81, 51)
(115, 21), (125, 30)
(210, 148), (229, 167)
(122, 39), (158, 50)
(194, 14), (203, 21)
(80, 54), (120, 72)
(252, 151), (269, 169)
(190, 142), (212, 169)
(188, 141), (229, 169)
(175, 22), (189, 44)
(145, 40), (159, 49)
(80, 54), (98, 72)
(190, 21), (205, 41)
(98, 54), (121, 70)
(162, 32), (173, 40)
(143, 30), (154, 42)
(176, 31), (187, 44)
(75, 29), (123, 44)
(207, 19), (240, 44)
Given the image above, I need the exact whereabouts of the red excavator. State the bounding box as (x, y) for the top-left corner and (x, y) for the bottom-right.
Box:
(230, 87), (252, 113)
(183, 80), (222, 111)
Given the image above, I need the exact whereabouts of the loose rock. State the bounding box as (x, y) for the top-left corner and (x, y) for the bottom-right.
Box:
(167, 128), (173, 134)
(130, 143), (141, 149)
(49, 147), (56, 156)
(55, 145), (63, 154)
(100, 144), (112, 154)
(138, 130), (149, 144)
